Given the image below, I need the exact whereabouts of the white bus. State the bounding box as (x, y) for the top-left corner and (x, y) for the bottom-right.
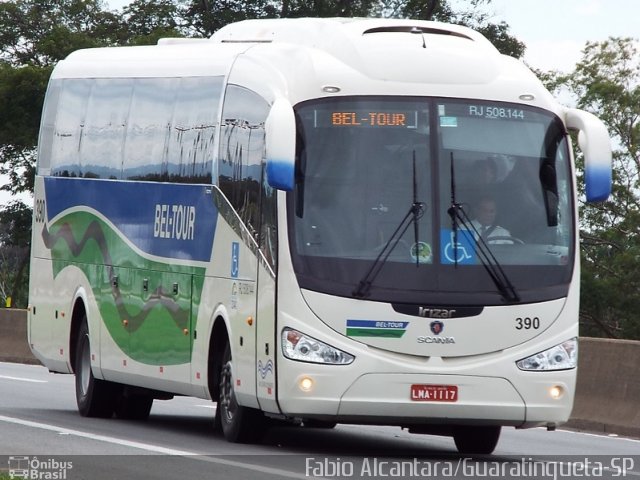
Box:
(29, 18), (611, 454)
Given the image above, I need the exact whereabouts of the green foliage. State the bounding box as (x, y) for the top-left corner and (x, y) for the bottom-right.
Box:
(0, 200), (32, 247)
(561, 37), (640, 339)
(0, 64), (50, 151)
(0, 0), (122, 66)
(475, 21), (525, 58)
(183, 0), (279, 37)
(121, 0), (187, 44)
(0, 200), (31, 308)
(0, 64), (49, 195)
(282, 0), (376, 18)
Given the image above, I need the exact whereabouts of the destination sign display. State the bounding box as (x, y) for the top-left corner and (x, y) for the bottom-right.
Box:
(318, 110), (420, 128)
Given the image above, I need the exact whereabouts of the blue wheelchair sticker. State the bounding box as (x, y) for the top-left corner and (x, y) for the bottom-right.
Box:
(231, 242), (239, 278)
(440, 229), (476, 265)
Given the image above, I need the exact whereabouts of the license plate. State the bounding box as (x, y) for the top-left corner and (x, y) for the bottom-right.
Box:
(410, 384), (458, 402)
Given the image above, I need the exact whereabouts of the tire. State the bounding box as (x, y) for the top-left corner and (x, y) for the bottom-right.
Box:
(114, 390), (153, 421)
(74, 318), (118, 418)
(218, 343), (266, 443)
(453, 425), (501, 455)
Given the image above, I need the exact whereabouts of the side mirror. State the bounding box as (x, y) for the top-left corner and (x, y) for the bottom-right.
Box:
(565, 108), (612, 202)
(265, 97), (296, 191)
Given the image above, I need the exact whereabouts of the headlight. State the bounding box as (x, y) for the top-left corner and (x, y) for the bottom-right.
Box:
(282, 328), (354, 365)
(516, 338), (578, 371)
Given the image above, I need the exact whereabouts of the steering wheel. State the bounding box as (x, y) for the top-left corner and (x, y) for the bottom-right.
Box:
(486, 235), (525, 245)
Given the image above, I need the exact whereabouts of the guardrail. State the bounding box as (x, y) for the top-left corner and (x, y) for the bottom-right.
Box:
(566, 337), (640, 437)
(1, 308), (638, 437)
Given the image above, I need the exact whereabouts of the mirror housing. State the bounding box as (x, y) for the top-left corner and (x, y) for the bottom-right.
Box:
(265, 97), (296, 191)
(565, 108), (612, 202)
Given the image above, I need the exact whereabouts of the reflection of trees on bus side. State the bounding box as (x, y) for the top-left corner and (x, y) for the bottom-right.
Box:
(52, 168), (212, 185)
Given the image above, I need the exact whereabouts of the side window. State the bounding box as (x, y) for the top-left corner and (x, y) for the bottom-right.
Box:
(49, 76), (223, 182)
(218, 85), (277, 268)
(164, 76), (223, 183)
(123, 78), (178, 181)
(123, 76), (222, 183)
(37, 78), (62, 175)
(81, 78), (133, 179)
(50, 78), (92, 178)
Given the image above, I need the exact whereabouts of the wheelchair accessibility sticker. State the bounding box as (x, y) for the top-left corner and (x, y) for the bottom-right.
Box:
(440, 229), (476, 265)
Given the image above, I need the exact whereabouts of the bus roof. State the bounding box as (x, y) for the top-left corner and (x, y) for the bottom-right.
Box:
(51, 17), (556, 111)
(51, 42), (250, 79)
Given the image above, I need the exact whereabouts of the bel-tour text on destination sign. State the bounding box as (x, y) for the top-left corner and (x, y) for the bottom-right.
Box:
(305, 457), (636, 478)
(154, 204), (196, 240)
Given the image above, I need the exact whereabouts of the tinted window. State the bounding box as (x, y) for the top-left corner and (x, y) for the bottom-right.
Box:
(47, 76), (223, 183)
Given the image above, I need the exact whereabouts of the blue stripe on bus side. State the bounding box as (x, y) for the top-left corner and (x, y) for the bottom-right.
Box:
(43, 177), (217, 262)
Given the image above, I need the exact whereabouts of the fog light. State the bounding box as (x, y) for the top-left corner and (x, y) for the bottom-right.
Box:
(299, 376), (314, 392)
(549, 385), (564, 399)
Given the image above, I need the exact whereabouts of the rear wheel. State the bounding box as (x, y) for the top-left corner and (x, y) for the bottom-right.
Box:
(74, 318), (118, 418)
(453, 425), (501, 454)
(218, 343), (266, 443)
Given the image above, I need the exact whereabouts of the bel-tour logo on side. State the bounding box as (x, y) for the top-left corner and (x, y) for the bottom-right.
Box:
(153, 204), (196, 240)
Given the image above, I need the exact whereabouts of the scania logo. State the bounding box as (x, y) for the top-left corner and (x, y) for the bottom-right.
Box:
(417, 321), (455, 344)
(430, 320), (444, 335)
(416, 336), (456, 344)
(418, 307), (456, 318)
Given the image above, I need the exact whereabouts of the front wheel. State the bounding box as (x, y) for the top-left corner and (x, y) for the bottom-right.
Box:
(74, 318), (118, 418)
(217, 343), (266, 443)
(453, 425), (501, 454)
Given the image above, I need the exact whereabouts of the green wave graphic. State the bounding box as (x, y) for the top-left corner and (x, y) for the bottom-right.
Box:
(43, 211), (205, 365)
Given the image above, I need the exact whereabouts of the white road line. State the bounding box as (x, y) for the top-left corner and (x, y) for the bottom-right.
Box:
(558, 428), (640, 444)
(0, 415), (319, 479)
(0, 414), (196, 455)
(0, 375), (48, 383)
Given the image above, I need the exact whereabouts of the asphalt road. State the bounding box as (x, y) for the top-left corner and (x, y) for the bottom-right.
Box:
(0, 362), (638, 480)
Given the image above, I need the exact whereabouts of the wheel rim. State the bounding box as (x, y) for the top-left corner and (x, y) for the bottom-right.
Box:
(79, 334), (91, 395)
(219, 361), (238, 423)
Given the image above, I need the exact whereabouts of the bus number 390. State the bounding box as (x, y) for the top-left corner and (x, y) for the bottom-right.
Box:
(515, 317), (540, 330)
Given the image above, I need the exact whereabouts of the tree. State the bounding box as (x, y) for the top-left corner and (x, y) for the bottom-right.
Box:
(183, 0), (279, 37)
(0, 201), (31, 308)
(182, 0), (524, 59)
(120, 0), (187, 45)
(380, 0), (525, 58)
(282, 0), (376, 18)
(0, 63), (51, 196)
(561, 37), (640, 339)
(0, 0), (123, 67)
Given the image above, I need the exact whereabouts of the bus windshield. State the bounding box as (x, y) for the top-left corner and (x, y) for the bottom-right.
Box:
(288, 97), (574, 305)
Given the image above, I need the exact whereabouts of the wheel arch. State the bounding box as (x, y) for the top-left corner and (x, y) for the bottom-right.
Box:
(207, 307), (231, 401)
(69, 289), (89, 374)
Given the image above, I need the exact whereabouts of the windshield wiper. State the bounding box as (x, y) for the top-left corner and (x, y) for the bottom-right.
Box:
(353, 153), (426, 298)
(447, 153), (520, 303)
